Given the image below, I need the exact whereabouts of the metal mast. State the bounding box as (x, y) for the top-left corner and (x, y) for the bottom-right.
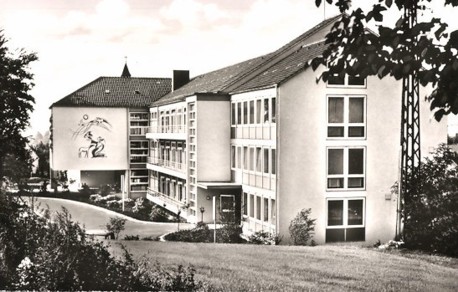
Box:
(398, 1), (421, 239)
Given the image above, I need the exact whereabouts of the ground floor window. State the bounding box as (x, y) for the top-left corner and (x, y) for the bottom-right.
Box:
(326, 198), (365, 242)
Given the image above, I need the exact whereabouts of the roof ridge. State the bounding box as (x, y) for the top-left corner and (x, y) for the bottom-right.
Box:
(222, 14), (341, 92)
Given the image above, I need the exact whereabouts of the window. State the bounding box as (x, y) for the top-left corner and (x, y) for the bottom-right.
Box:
(256, 196), (261, 220)
(231, 103), (236, 125)
(327, 96), (365, 138)
(263, 98), (269, 123)
(249, 100), (255, 124)
(256, 100), (262, 123)
(271, 199), (276, 225)
(263, 198), (269, 222)
(243, 192), (248, 216)
(237, 146), (242, 169)
(249, 147), (255, 171)
(271, 97), (276, 123)
(327, 147), (365, 189)
(220, 195), (235, 212)
(237, 103), (242, 125)
(256, 147), (262, 172)
(249, 194), (254, 217)
(263, 149), (269, 174)
(271, 149), (276, 175)
(243, 101), (248, 124)
(243, 146), (248, 170)
(326, 198), (365, 242)
(328, 74), (366, 87)
(231, 146), (235, 168)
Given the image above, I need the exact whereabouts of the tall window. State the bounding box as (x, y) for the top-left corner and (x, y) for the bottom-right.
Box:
(243, 192), (248, 216)
(327, 96), (365, 138)
(271, 149), (276, 175)
(263, 149), (269, 174)
(249, 147), (255, 171)
(249, 194), (254, 217)
(326, 198), (365, 242)
(327, 147), (365, 189)
(237, 146), (242, 169)
(256, 196), (261, 220)
(243, 101), (248, 125)
(231, 146), (235, 168)
(237, 103), (242, 125)
(263, 198), (269, 222)
(249, 100), (255, 124)
(256, 147), (262, 172)
(231, 103), (236, 125)
(243, 147), (248, 170)
(271, 97), (276, 123)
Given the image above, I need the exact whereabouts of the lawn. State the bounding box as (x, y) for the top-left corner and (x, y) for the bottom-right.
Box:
(111, 241), (458, 291)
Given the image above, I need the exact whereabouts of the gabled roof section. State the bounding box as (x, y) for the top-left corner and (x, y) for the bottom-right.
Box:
(153, 53), (274, 107)
(152, 14), (341, 107)
(233, 41), (327, 93)
(52, 77), (171, 108)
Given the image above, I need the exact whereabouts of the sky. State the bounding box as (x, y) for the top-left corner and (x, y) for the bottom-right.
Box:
(1, 0), (458, 136)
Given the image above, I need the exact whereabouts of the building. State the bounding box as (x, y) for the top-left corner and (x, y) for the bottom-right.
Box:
(50, 65), (171, 198)
(145, 16), (447, 244)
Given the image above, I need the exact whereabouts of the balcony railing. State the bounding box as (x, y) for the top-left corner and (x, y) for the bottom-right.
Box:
(147, 156), (186, 172)
(148, 125), (186, 134)
(147, 187), (186, 207)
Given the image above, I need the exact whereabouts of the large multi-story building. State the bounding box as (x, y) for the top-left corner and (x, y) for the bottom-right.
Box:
(144, 16), (447, 244)
(50, 65), (171, 198)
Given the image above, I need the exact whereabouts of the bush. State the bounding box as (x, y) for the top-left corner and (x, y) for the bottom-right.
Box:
(150, 205), (172, 222)
(289, 208), (316, 246)
(124, 235), (140, 241)
(165, 224), (245, 243)
(99, 184), (112, 196)
(248, 231), (282, 245)
(0, 192), (207, 291)
(402, 144), (458, 257)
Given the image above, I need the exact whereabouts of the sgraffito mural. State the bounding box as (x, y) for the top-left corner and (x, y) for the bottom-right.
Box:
(52, 107), (128, 171)
(72, 115), (112, 158)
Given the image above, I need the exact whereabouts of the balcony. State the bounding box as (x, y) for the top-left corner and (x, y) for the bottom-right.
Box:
(146, 125), (186, 140)
(130, 126), (149, 136)
(147, 187), (187, 214)
(147, 156), (185, 172)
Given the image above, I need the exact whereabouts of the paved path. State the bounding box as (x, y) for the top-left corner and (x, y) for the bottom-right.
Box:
(31, 197), (194, 239)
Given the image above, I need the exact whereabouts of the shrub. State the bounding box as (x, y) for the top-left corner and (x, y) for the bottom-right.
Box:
(99, 184), (112, 196)
(289, 208), (316, 246)
(106, 217), (127, 239)
(402, 144), (458, 257)
(0, 192), (207, 291)
(150, 205), (171, 222)
(124, 235), (140, 241)
(248, 231), (282, 245)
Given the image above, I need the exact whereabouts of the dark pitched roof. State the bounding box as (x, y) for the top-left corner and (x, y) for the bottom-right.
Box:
(234, 41), (327, 93)
(52, 77), (171, 108)
(153, 53), (274, 106)
(121, 63), (131, 78)
(152, 14), (340, 106)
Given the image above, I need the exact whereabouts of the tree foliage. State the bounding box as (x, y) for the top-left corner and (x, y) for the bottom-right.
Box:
(0, 29), (37, 180)
(0, 192), (206, 290)
(106, 216), (127, 239)
(288, 208), (317, 246)
(403, 144), (458, 256)
(314, 0), (458, 120)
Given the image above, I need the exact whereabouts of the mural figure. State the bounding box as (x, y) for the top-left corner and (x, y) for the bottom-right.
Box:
(73, 115), (112, 158)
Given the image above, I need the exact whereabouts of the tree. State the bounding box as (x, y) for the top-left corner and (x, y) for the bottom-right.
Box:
(106, 217), (127, 239)
(0, 29), (38, 180)
(403, 144), (458, 256)
(30, 141), (49, 177)
(313, 0), (458, 120)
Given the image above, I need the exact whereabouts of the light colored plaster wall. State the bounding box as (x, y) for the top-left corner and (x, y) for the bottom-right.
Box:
(52, 107), (129, 170)
(277, 68), (328, 244)
(196, 98), (231, 182)
(278, 68), (446, 245)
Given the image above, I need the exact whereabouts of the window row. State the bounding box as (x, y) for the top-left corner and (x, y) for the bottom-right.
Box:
(130, 141), (149, 164)
(231, 97), (276, 126)
(150, 107), (187, 133)
(326, 198), (365, 242)
(150, 141), (186, 168)
(231, 145), (276, 175)
(242, 192), (276, 225)
(327, 95), (366, 138)
(327, 147), (365, 190)
(328, 74), (366, 87)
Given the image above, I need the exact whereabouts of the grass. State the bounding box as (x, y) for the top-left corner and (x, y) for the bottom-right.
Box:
(111, 241), (458, 291)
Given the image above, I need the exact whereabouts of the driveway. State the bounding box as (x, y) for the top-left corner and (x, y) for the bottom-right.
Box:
(31, 197), (194, 239)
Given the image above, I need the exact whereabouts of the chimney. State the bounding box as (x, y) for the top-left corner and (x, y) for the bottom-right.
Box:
(173, 70), (189, 91)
